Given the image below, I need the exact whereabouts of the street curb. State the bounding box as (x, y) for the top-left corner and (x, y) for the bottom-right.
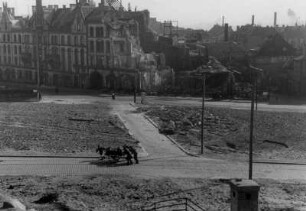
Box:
(0, 155), (98, 159)
(130, 102), (199, 157)
(254, 160), (306, 166)
(143, 114), (199, 157)
(114, 111), (149, 158)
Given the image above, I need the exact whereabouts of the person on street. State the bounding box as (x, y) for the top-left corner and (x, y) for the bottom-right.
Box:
(38, 91), (42, 101)
(128, 146), (139, 164)
(112, 92), (116, 100)
(123, 145), (133, 165)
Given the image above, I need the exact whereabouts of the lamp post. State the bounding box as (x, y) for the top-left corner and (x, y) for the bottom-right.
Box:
(248, 64), (262, 180)
(134, 70), (137, 103)
(200, 73), (206, 154)
(249, 68), (255, 180)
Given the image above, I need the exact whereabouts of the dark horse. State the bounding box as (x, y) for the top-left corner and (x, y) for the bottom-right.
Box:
(96, 145), (133, 164)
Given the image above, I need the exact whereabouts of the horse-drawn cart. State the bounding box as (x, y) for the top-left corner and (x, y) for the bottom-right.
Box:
(96, 145), (137, 165)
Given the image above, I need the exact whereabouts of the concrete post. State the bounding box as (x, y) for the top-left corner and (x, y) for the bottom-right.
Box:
(230, 179), (260, 211)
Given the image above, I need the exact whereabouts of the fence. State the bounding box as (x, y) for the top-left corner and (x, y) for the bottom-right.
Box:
(141, 197), (205, 211)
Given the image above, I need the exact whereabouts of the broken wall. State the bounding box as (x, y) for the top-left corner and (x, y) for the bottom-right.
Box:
(140, 67), (174, 93)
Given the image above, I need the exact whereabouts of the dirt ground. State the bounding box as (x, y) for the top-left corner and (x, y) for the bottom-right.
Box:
(0, 101), (138, 155)
(0, 98), (305, 210)
(0, 175), (304, 211)
(137, 104), (306, 161)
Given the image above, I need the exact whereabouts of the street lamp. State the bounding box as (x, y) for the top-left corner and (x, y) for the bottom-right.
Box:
(194, 55), (232, 154)
(193, 64), (213, 155)
(248, 64), (263, 180)
(247, 49), (263, 180)
(201, 73), (206, 154)
(134, 70), (137, 103)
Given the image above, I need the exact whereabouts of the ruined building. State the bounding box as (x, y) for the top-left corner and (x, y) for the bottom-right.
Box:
(0, 0), (173, 92)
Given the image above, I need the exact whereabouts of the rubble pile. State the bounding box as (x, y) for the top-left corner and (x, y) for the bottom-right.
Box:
(138, 105), (241, 155)
(139, 104), (306, 160)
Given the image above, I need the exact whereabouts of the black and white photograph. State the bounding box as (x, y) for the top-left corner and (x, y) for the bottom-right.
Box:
(0, 0), (305, 210)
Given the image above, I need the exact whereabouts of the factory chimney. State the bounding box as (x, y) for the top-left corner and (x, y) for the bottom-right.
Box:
(252, 15), (255, 26)
(274, 12), (277, 27)
(222, 16), (225, 26)
(224, 23), (229, 41)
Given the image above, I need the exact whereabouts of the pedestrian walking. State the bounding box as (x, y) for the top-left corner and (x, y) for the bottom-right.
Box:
(128, 146), (139, 164)
(38, 91), (42, 101)
(112, 92), (116, 100)
(123, 145), (133, 165)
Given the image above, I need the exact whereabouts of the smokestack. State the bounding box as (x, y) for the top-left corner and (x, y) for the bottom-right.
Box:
(222, 16), (225, 26)
(252, 15), (255, 26)
(224, 23), (229, 42)
(274, 12), (277, 27)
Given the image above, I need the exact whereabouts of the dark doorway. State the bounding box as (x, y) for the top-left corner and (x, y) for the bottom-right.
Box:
(89, 71), (103, 89)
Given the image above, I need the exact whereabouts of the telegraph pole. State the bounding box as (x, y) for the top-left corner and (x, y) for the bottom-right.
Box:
(134, 70), (137, 103)
(249, 70), (255, 180)
(200, 74), (206, 154)
(35, 0), (43, 100)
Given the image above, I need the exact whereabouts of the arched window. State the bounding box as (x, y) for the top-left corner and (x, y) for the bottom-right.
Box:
(67, 48), (72, 71)
(80, 36), (85, 46)
(61, 35), (65, 45)
(61, 48), (66, 70)
(80, 49), (84, 65)
(67, 35), (71, 46)
(74, 36), (78, 46)
(89, 27), (94, 37)
(74, 49), (78, 65)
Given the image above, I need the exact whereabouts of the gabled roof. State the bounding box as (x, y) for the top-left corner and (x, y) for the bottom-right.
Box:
(277, 26), (306, 39)
(46, 5), (87, 33)
(233, 25), (279, 49)
(193, 57), (231, 74)
(206, 41), (246, 60)
(258, 33), (296, 56)
(85, 6), (117, 23)
(0, 3), (28, 30)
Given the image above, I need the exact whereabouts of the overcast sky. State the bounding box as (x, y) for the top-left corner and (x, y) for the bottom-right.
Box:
(3, 0), (306, 30)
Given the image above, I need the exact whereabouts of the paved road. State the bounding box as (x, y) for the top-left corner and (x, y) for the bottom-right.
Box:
(0, 95), (305, 181)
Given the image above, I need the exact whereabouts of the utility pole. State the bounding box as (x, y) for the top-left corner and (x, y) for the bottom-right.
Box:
(247, 49), (262, 180)
(200, 74), (206, 154)
(249, 69), (255, 180)
(134, 70), (137, 103)
(35, 0), (43, 100)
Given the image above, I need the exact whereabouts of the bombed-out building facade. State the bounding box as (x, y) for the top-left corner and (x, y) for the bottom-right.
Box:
(0, 0), (174, 92)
